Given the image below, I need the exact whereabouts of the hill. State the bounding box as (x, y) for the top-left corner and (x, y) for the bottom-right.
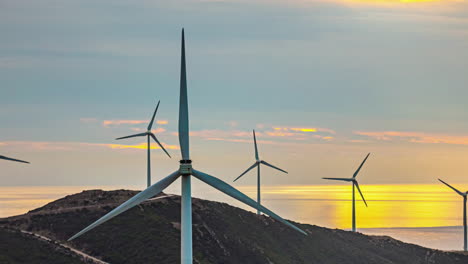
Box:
(1, 189), (468, 264)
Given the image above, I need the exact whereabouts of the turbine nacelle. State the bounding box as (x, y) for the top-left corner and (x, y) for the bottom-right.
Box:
(179, 160), (193, 175)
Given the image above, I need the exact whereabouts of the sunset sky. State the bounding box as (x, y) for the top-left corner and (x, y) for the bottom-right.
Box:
(2, 0), (468, 188)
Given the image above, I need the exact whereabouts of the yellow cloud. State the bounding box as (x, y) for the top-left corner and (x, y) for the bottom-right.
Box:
(156, 120), (169, 125)
(272, 126), (336, 134)
(291, 128), (318, 132)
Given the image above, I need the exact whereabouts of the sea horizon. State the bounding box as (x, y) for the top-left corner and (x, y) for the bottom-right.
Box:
(2, 183), (467, 251)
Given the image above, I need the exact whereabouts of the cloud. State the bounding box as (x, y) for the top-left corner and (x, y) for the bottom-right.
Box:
(102, 119), (168, 127)
(355, 131), (468, 145)
(177, 125), (336, 144)
(272, 127), (336, 134)
(129, 127), (167, 134)
(157, 120), (169, 125)
(104, 142), (179, 150)
(0, 141), (179, 151)
(205, 137), (275, 144)
(265, 126), (336, 141)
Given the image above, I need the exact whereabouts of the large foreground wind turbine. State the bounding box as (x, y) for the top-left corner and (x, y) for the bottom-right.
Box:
(234, 130), (287, 215)
(438, 178), (467, 251)
(0, 155), (29, 164)
(322, 153), (370, 232)
(69, 29), (306, 264)
(116, 100), (171, 187)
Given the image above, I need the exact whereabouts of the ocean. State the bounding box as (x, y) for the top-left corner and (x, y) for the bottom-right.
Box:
(1, 183), (467, 251)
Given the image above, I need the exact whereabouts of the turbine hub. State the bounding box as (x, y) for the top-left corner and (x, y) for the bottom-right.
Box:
(179, 160), (192, 175)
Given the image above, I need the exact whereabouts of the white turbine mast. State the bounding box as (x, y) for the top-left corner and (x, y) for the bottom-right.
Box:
(322, 153), (370, 232)
(438, 178), (467, 251)
(115, 100), (171, 187)
(234, 129), (288, 215)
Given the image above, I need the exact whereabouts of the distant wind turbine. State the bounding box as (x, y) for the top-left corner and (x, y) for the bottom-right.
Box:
(0, 155), (29, 164)
(115, 100), (171, 187)
(322, 153), (370, 232)
(438, 178), (467, 251)
(69, 29), (306, 264)
(233, 130), (287, 215)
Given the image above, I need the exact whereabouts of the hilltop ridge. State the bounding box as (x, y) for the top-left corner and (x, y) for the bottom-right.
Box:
(1, 189), (468, 264)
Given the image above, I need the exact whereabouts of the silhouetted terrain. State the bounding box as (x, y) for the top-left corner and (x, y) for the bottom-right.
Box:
(1, 189), (468, 264)
(0, 227), (87, 264)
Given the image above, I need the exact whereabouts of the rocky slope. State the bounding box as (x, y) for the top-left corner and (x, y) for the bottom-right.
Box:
(1, 189), (468, 264)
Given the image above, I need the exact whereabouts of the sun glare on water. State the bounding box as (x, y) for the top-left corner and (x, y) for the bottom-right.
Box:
(1, 184), (467, 230)
(240, 184), (468, 229)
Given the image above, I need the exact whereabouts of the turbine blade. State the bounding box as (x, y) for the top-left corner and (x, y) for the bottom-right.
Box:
(354, 181), (368, 207)
(233, 162), (258, 182)
(178, 28), (190, 160)
(149, 133), (171, 158)
(260, 160), (287, 174)
(192, 169), (307, 235)
(68, 170), (180, 241)
(353, 153), (370, 178)
(322, 177), (352, 182)
(253, 130), (259, 160)
(145, 194), (176, 202)
(147, 100), (160, 130)
(115, 132), (147, 140)
(0, 155), (29, 164)
(438, 178), (464, 196)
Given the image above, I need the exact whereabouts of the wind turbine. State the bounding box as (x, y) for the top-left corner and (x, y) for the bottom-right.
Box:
(322, 153), (370, 232)
(115, 100), (171, 187)
(0, 155), (29, 164)
(438, 178), (467, 251)
(233, 130), (287, 215)
(68, 29), (306, 264)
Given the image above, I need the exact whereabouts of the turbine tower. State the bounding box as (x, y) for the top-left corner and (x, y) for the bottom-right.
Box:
(322, 153), (370, 232)
(0, 155), (29, 164)
(115, 100), (171, 187)
(438, 178), (467, 251)
(69, 29), (306, 264)
(233, 130), (287, 215)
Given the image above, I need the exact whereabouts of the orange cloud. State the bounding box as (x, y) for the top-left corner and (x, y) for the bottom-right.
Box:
(339, 0), (451, 5)
(346, 0), (438, 2)
(105, 142), (179, 150)
(130, 127), (166, 134)
(355, 131), (468, 145)
(103, 119), (168, 127)
(103, 120), (146, 126)
(205, 137), (275, 144)
(0, 141), (179, 151)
